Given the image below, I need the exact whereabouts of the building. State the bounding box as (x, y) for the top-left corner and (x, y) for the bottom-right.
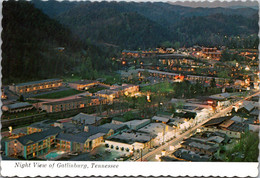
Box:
(138, 123), (175, 145)
(123, 119), (150, 130)
(5, 127), (61, 159)
(95, 84), (139, 102)
(95, 89), (118, 102)
(5, 120), (124, 159)
(1, 87), (7, 99)
(195, 47), (222, 60)
(71, 113), (104, 126)
(181, 138), (219, 156)
(27, 120), (55, 134)
(56, 129), (106, 152)
(68, 80), (100, 90)
(111, 117), (126, 125)
(41, 97), (108, 113)
(9, 79), (62, 94)
(201, 116), (248, 138)
(152, 116), (169, 124)
(2, 102), (34, 113)
(105, 130), (155, 153)
(186, 75), (228, 85)
(122, 50), (141, 58)
(137, 69), (179, 80)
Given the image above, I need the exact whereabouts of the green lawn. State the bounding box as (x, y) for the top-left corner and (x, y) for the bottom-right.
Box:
(34, 89), (84, 99)
(141, 82), (174, 93)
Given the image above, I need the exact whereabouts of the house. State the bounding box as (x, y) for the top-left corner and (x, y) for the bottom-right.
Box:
(5, 127), (61, 159)
(9, 79), (62, 94)
(2, 102), (34, 113)
(71, 113), (104, 126)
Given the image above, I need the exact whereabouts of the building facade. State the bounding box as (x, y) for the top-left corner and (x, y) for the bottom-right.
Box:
(9, 79), (63, 95)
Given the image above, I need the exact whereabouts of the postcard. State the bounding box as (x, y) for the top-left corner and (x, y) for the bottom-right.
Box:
(1, 0), (259, 177)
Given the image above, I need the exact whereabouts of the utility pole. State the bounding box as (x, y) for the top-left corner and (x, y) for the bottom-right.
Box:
(141, 149), (143, 162)
(163, 125), (165, 145)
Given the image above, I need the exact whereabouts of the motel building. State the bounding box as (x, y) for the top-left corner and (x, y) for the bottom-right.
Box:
(5, 127), (61, 159)
(68, 80), (100, 90)
(9, 79), (63, 94)
(41, 97), (108, 113)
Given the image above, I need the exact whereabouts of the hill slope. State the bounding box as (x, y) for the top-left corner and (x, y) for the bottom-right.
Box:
(2, 1), (116, 84)
(32, 1), (258, 49)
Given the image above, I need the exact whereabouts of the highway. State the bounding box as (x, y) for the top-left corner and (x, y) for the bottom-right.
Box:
(136, 91), (260, 161)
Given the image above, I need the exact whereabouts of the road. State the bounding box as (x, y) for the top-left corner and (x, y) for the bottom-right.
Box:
(136, 91), (260, 161)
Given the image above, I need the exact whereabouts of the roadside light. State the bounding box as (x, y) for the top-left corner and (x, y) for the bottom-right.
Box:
(8, 126), (12, 134)
(147, 94), (151, 102)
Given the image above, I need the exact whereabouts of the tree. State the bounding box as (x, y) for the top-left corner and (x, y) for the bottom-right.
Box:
(224, 132), (259, 162)
(160, 41), (173, 48)
(19, 95), (25, 102)
(210, 78), (216, 88)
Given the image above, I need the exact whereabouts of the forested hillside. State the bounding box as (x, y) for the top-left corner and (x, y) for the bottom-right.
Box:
(57, 6), (172, 49)
(2, 1), (118, 84)
(32, 1), (259, 49)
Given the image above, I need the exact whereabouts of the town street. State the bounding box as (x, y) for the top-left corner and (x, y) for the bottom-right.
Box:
(136, 91), (260, 161)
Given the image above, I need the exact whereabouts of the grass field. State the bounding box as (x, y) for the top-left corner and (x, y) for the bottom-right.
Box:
(34, 89), (84, 99)
(140, 82), (174, 93)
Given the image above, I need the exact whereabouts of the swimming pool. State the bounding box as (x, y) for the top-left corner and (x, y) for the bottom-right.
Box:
(45, 151), (64, 160)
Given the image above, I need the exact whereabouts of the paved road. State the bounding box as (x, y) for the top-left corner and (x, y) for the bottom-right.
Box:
(136, 91), (260, 161)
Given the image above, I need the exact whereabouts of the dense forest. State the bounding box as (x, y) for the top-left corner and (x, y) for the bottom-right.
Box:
(2, 1), (118, 84)
(32, 0), (259, 49)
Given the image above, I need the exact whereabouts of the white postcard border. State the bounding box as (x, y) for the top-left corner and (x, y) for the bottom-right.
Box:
(1, 161), (258, 177)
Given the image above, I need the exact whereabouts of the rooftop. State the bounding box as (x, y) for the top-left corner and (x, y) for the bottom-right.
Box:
(43, 97), (91, 105)
(203, 116), (231, 127)
(209, 93), (230, 100)
(15, 78), (61, 87)
(106, 130), (152, 144)
(182, 138), (218, 153)
(138, 123), (174, 135)
(99, 123), (128, 132)
(152, 116), (169, 123)
(5, 102), (32, 110)
(72, 113), (103, 125)
(17, 127), (61, 146)
(69, 80), (99, 85)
